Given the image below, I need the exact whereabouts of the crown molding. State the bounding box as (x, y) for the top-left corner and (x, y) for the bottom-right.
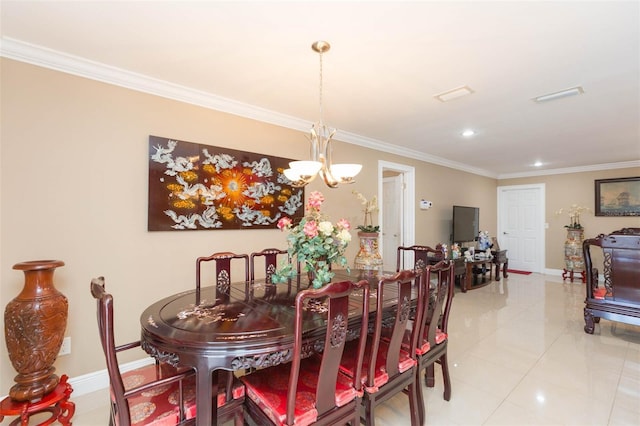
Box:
(7, 37), (628, 181)
(1, 37), (498, 179)
(497, 160), (640, 180)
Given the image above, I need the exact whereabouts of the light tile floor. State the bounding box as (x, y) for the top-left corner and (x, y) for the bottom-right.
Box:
(19, 273), (640, 425)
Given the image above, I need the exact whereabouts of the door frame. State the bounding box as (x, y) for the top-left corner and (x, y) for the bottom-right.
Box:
(497, 183), (546, 273)
(378, 160), (415, 267)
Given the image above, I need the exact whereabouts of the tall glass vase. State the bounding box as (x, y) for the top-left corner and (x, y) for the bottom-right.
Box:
(354, 232), (383, 271)
(4, 260), (67, 401)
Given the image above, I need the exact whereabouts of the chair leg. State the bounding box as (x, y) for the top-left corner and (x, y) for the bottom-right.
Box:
(440, 353), (451, 401)
(233, 410), (243, 426)
(425, 364), (435, 387)
(415, 367), (426, 426)
(408, 381), (422, 426)
(352, 400), (361, 426)
(364, 395), (375, 426)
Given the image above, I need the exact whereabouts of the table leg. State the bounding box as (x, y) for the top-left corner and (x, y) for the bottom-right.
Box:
(463, 264), (471, 292)
(194, 362), (217, 426)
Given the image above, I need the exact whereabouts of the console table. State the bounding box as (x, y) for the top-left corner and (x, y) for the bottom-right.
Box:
(462, 250), (509, 292)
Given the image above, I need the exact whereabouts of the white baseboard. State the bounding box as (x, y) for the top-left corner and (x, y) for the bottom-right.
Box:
(1, 357), (154, 400)
(69, 357), (155, 396)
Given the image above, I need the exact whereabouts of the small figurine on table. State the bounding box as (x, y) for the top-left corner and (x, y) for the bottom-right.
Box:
(478, 231), (492, 251)
(451, 243), (460, 259)
(464, 250), (474, 262)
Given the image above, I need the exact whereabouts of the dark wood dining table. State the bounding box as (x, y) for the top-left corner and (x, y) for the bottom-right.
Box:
(139, 269), (404, 426)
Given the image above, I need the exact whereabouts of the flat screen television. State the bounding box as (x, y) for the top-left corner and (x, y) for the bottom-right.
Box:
(452, 205), (479, 243)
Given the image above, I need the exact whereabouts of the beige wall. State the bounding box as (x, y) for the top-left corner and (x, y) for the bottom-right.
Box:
(0, 58), (500, 391)
(499, 169), (640, 270)
(2, 57), (638, 395)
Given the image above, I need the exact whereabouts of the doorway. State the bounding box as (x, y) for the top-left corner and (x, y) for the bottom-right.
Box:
(378, 161), (415, 271)
(497, 184), (545, 273)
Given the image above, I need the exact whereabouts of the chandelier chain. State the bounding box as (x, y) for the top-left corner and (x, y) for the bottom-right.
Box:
(318, 49), (324, 126)
(281, 40), (362, 188)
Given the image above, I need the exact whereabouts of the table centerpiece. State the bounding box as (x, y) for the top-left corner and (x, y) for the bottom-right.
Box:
(272, 191), (351, 288)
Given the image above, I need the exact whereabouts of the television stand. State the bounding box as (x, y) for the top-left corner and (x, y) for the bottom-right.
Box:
(462, 250), (508, 292)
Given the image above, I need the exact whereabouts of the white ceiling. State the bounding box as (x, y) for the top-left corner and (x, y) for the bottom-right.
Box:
(1, 1), (639, 178)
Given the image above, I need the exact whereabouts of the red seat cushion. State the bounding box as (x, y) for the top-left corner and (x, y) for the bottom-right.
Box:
(415, 329), (447, 355)
(392, 327), (448, 356)
(593, 287), (607, 299)
(240, 355), (358, 426)
(339, 338), (415, 393)
(118, 364), (244, 425)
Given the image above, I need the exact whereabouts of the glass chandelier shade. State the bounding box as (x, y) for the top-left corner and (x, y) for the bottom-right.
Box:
(284, 41), (362, 188)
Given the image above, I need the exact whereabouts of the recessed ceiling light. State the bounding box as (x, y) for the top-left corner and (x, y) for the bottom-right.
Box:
(533, 161), (543, 167)
(434, 86), (474, 102)
(532, 86), (584, 103)
(461, 129), (476, 137)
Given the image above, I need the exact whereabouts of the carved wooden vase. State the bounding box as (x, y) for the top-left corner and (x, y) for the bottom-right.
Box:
(4, 260), (67, 401)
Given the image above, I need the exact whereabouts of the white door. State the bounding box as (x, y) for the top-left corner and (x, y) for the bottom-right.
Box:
(497, 184), (545, 273)
(378, 161), (415, 272)
(382, 175), (402, 271)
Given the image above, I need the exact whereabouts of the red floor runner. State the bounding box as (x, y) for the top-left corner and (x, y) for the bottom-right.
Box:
(507, 269), (532, 275)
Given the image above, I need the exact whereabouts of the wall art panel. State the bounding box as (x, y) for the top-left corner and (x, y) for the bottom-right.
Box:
(148, 135), (304, 231)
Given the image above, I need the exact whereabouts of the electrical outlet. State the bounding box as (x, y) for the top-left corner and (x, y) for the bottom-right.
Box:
(59, 336), (71, 356)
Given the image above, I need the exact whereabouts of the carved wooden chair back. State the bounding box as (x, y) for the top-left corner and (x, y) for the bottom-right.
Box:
(337, 270), (424, 425)
(90, 277), (193, 426)
(241, 279), (370, 426)
(584, 228), (640, 303)
(396, 244), (444, 272)
(92, 277), (245, 426)
(196, 251), (249, 303)
(415, 259), (455, 423)
(249, 248), (289, 283)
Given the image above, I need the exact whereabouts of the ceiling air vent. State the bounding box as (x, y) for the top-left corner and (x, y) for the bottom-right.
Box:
(533, 86), (584, 103)
(434, 86), (474, 102)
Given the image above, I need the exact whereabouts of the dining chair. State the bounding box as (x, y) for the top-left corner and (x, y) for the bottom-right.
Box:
(195, 252), (249, 414)
(196, 251), (249, 302)
(414, 260), (455, 424)
(90, 277), (245, 426)
(249, 248), (289, 283)
(339, 269), (425, 426)
(396, 244), (444, 272)
(240, 279), (370, 426)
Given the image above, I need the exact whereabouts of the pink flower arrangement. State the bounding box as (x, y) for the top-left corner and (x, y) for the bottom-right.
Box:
(273, 191), (351, 288)
(303, 221), (318, 238)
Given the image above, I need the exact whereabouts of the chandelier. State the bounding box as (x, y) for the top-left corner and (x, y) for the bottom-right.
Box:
(283, 41), (362, 188)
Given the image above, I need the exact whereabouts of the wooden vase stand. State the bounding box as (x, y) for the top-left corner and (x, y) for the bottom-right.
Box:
(562, 268), (586, 283)
(0, 375), (74, 426)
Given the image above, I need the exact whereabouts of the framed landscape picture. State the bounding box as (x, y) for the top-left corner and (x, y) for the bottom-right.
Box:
(594, 177), (640, 216)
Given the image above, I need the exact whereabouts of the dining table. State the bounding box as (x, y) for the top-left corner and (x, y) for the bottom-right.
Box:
(139, 269), (408, 426)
